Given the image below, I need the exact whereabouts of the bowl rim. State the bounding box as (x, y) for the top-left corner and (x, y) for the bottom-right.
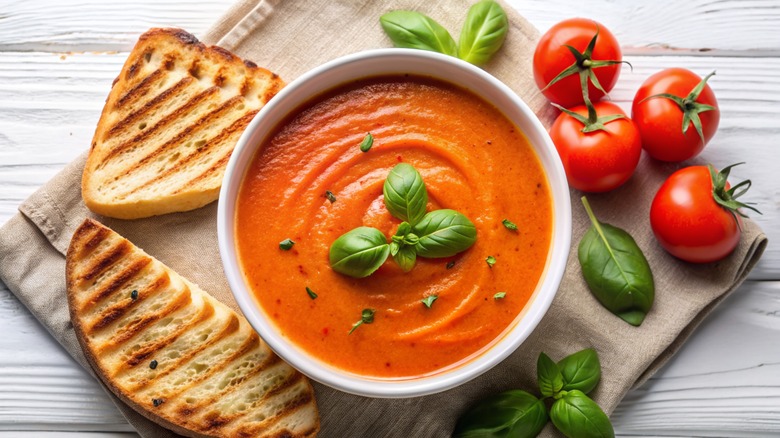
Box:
(217, 48), (571, 398)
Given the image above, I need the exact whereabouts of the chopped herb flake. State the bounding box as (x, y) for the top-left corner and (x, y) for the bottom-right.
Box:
(494, 292), (507, 300)
(306, 287), (318, 300)
(502, 219), (518, 231)
(359, 133), (374, 152)
(421, 295), (438, 308)
(486, 255), (496, 268)
(149, 360), (158, 369)
(446, 260), (456, 269)
(325, 190), (337, 203)
(349, 308), (375, 334)
(130, 289), (138, 300)
(279, 238), (295, 250)
(152, 398), (164, 407)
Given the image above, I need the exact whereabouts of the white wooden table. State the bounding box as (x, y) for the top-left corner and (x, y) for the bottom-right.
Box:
(1, 1), (778, 436)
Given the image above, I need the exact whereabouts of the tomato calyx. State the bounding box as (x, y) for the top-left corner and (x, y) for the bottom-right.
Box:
(552, 101), (625, 133)
(641, 71), (718, 146)
(541, 28), (631, 99)
(709, 162), (762, 222)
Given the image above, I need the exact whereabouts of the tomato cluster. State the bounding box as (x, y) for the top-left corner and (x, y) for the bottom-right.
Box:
(534, 19), (758, 263)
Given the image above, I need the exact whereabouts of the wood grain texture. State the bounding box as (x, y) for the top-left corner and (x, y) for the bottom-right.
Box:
(0, 0), (778, 436)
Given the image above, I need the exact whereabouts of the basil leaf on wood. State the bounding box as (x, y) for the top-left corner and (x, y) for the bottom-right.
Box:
(393, 245), (417, 272)
(550, 390), (614, 438)
(537, 352), (564, 398)
(380, 11), (458, 57)
(413, 209), (477, 258)
(578, 197), (654, 326)
(458, 0), (508, 66)
(329, 227), (390, 278)
(383, 163), (428, 225)
(453, 389), (548, 438)
(558, 348), (601, 394)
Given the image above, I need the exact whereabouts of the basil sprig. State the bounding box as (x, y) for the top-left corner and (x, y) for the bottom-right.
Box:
(329, 163), (476, 278)
(380, 1), (508, 66)
(578, 196), (655, 326)
(455, 348), (613, 438)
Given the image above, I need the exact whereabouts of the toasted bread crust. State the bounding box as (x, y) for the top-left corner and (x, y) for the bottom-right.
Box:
(66, 219), (319, 438)
(82, 28), (284, 219)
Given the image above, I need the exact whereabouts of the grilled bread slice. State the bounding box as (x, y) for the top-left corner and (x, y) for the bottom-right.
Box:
(66, 219), (319, 438)
(82, 28), (284, 219)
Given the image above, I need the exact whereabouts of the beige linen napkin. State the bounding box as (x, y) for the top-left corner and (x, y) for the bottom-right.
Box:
(0, 1), (767, 437)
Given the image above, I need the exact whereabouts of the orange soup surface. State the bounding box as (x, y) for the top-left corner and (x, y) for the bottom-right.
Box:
(236, 76), (552, 378)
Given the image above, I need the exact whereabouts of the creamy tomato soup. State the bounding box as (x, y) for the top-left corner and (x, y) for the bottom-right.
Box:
(236, 76), (552, 378)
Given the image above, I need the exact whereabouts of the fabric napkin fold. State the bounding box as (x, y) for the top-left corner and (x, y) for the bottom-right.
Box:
(0, 0), (767, 437)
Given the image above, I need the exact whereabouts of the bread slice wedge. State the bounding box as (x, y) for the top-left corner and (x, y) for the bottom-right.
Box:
(82, 28), (284, 219)
(66, 219), (319, 438)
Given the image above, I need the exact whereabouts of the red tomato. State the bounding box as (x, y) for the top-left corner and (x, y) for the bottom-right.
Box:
(533, 18), (623, 107)
(632, 68), (720, 162)
(651, 165), (742, 263)
(550, 101), (641, 193)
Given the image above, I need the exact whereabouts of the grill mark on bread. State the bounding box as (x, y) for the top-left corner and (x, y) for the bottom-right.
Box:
(117, 69), (165, 109)
(79, 240), (131, 282)
(101, 86), (220, 165)
(79, 257), (152, 313)
(123, 301), (215, 369)
(130, 108), (257, 197)
(81, 226), (110, 254)
(127, 313), (240, 392)
(107, 76), (195, 138)
(87, 271), (171, 334)
(97, 286), (191, 353)
(233, 389), (314, 437)
(109, 93), (242, 195)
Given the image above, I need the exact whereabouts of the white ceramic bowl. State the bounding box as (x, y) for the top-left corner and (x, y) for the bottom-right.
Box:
(218, 48), (571, 398)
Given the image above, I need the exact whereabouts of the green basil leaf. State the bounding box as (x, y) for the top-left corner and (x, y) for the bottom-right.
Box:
(359, 132), (374, 152)
(329, 227), (389, 278)
(380, 11), (458, 57)
(558, 348), (601, 394)
(578, 197), (654, 326)
(458, 0), (509, 66)
(393, 245), (417, 272)
(537, 352), (563, 398)
(421, 295), (438, 308)
(413, 209), (477, 258)
(550, 390), (614, 438)
(453, 389), (548, 438)
(383, 163), (428, 225)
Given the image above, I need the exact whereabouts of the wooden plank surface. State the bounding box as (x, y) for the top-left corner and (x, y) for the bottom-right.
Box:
(0, 0), (778, 436)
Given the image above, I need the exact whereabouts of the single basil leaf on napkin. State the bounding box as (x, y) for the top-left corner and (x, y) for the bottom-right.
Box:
(558, 348), (601, 394)
(550, 390), (614, 438)
(578, 197), (655, 326)
(380, 10), (458, 57)
(458, 0), (509, 65)
(453, 389), (548, 438)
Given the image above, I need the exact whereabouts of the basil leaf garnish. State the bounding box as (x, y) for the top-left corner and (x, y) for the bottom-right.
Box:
(453, 389), (548, 438)
(578, 197), (655, 326)
(359, 132), (374, 152)
(413, 209), (477, 258)
(550, 390), (614, 438)
(458, 0), (508, 66)
(421, 295), (438, 308)
(393, 245), (417, 272)
(558, 348), (601, 394)
(329, 227), (390, 278)
(383, 163), (428, 225)
(380, 11), (458, 57)
(537, 352), (563, 398)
